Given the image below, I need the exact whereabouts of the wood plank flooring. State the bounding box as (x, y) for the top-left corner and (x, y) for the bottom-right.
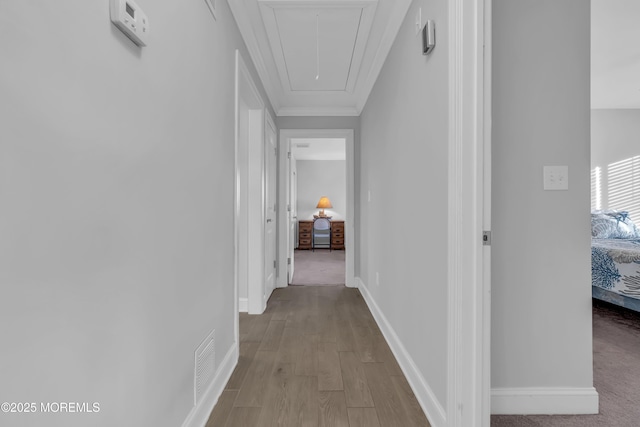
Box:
(206, 286), (430, 427)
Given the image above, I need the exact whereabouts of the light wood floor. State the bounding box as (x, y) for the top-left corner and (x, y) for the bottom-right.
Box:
(206, 286), (431, 427)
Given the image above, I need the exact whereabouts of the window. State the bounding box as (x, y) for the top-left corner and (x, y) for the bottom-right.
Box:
(592, 156), (640, 221)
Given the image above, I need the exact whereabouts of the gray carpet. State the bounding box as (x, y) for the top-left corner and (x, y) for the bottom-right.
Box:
(290, 249), (345, 286)
(491, 300), (640, 426)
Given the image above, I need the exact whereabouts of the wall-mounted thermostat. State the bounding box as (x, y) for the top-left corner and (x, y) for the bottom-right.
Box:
(422, 20), (435, 55)
(110, 0), (149, 46)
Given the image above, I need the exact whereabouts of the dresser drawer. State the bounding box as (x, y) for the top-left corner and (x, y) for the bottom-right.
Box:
(299, 224), (313, 232)
(331, 221), (344, 232)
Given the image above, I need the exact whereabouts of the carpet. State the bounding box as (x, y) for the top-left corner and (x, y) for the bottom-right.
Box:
(290, 249), (345, 286)
(491, 299), (640, 426)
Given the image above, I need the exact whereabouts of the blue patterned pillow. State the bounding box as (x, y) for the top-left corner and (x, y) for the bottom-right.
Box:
(591, 210), (640, 239)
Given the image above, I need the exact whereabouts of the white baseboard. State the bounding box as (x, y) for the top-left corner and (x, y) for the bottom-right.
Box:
(181, 343), (238, 427)
(239, 297), (248, 313)
(491, 387), (599, 415)
(356, 277), (447, 427)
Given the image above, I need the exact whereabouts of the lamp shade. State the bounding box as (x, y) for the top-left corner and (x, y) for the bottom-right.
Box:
(316, 196), (333, 209)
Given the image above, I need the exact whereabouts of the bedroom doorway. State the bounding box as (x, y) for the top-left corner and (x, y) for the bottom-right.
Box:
(577, 1), (640, 424)
(590, 2), (640, 313)
(277, 129), (355, 289)
(289, 137), (346, 286)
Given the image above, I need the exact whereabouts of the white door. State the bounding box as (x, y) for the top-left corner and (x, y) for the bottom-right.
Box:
(264, 115), (277, 299)
(288, 160), (297, 283)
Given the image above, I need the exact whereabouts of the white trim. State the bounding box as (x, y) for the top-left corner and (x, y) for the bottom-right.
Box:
(276, 106), (360, 117)
(447, 0), (463, 423)
(227, 1), (281, 113)
(229, 0), (412, 116)
(180, 344), (238, 427)
(277, 129), (355, 288)
(204, 0), (217, 20)
(447, 0), (487, 426)
(344, 132), (355, 287)
(258, 0), (377, 96)
(233, 50), (241, 361)
(248, 108), (266, 315)
(264, 109), (277, 303)
(277, 131), (291, 288)
(257, 0), (377, 6)
(354, 0), (412, 114)
(357, 277), (446, 427)
(239, 297), (248, 313)
(236, 51), (267, 316)
(491, 388), (599, 415)
(481, 0), (492, 425)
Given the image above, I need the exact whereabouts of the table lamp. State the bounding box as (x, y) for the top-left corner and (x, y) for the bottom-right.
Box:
(316, 196), (332, 217)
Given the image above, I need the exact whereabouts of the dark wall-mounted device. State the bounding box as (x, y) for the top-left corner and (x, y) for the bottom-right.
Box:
(422, 20), (435, 55)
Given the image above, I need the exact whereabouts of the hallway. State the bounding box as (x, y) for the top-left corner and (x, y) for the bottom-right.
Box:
(206, 286), (430, 427)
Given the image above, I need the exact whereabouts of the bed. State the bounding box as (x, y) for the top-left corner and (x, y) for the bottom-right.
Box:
(592, 210), (640, 312)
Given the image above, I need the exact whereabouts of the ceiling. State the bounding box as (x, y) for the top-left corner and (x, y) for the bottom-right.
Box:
(228, 0), (412, 116)
(592, 0), (640, 109)
(291, 138), (346, 160)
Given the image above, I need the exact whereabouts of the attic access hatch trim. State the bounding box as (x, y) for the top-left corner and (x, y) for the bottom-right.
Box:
(258, 0), (377, 95)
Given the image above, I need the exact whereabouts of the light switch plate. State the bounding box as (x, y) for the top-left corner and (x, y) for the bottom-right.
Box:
(543, 166), (569, 190)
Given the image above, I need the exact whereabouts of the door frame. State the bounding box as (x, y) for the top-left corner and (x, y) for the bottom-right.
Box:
(277, 129), (355, 288)
(481, 0), (492, 423)
(264, 110), (278, 305)
(447, 0), (491, 425)
(234, 50), (267, 320)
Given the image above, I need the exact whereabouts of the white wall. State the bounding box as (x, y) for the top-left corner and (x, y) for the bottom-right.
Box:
(0, 1), (271, 426)
(296, 160), (347, 221)
(492, 0), (596, 414)
(358, 0), (449, 419)
(591, 109), (640, 220)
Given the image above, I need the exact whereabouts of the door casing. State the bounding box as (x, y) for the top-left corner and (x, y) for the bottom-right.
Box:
(264, 112), (277, 304)
(234, 51), (267, 317)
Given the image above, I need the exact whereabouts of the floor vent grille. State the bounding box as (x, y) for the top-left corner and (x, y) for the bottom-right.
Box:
(194, 329), (215, 405)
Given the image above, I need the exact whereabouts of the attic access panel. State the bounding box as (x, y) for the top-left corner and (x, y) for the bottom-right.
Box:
(259, 0), (377, 93)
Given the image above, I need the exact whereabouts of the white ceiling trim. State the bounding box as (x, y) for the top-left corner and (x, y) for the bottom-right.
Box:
(227, 0), (280, 112)
(355, 0), (412, 113)
(278, 106), (360, 116)
(258, 0), (377, 95)
(228, 0), (413, 116)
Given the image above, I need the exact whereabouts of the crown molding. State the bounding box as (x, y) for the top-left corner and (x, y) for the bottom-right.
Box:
(277, 106), (360, 116)
(355, 0), (412, 113)
(229, 0), (413, 117)
(228, 0), (281, 113)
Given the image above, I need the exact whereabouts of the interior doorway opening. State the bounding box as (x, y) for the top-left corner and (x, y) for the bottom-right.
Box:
(290, 137), (346, 286)
(278, 129), (355, 289)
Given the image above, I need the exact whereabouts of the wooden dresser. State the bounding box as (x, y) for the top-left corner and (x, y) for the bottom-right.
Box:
(330, 220), (345, 250)
(297, 219), (345, 250)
